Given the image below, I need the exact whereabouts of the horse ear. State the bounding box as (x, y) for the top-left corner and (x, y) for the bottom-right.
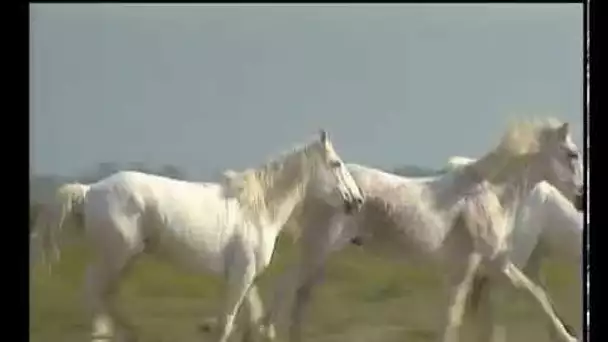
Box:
(319, 129), (329, 144)
(556, 123), (569, 141)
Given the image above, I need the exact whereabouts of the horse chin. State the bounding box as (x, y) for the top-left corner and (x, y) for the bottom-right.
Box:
(344, 201), (358, 214)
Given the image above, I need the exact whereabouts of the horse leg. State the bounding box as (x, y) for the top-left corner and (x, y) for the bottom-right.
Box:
(262, 210), (347, 342)
(215, 257), (257, 342)
(440, 252), (483, 342)
(466, 274), (506, 342)
(84, 262), (116, 342)
(521, 247), (577, 341)
(199, 284), (269, 341)
(289, 263), (326, 342)
(270, 232), (330, 342)
(239, 284), (276, 342)
(84, 213), (143, 342)
(494, 260), (577, 342)
(84, 256), (137, 342)
(288, 223), (341, 342)
(259, 263), (300, 337)
(468, 250), (575, 342)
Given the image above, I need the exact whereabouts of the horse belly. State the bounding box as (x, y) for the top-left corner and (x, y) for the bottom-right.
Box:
(153, 222), (231, 274)
(359, 201), (447, 262)
(361, 217), (444, 262)
(366, 235), (437, 263)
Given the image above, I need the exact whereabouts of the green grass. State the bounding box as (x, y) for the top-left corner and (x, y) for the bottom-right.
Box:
(30, 238), (581, 342)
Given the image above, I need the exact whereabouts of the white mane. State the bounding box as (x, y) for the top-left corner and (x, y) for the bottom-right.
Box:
(468, 117), (565, 185)
(222, 139), (323, 222)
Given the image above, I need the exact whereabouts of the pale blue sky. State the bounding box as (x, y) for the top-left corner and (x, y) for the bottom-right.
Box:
(30, 4), (583, 179)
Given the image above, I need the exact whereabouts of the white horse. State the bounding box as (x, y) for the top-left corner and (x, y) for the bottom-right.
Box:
(446, 156), (583, 340)
(30, 130), (364, 342)
(252, 118), (582, 342)
(445, 155), (582, 340)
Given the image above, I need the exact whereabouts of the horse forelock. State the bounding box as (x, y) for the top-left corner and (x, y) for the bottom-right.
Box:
(226, 138), (323, 221)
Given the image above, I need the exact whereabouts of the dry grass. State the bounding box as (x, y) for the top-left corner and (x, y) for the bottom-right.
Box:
(30, 238), (581, 342)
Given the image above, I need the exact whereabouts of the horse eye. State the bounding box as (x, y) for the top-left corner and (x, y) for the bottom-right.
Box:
(567, 151), (579, 160)
(329, 160), (342, 168)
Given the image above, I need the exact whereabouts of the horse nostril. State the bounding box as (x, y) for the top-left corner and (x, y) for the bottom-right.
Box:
(356, 197), (363, 205)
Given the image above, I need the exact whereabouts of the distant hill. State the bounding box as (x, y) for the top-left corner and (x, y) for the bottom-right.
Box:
(392, 165), (444, 177)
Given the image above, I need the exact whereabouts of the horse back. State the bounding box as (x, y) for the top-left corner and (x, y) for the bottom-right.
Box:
(87, 171), (228, 230)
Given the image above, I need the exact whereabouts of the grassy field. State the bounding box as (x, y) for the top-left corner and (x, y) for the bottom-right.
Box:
(30, 237), (581, 342)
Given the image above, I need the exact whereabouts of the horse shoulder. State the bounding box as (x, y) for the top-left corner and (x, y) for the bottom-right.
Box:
(456, 184), (510, 258)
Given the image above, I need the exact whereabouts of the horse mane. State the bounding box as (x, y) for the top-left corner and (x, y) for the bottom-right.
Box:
(222, 138), (323, 222)
(467, 117), (564, 185)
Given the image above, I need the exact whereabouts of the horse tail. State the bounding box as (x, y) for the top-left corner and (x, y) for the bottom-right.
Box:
(30, 182), (90, 272)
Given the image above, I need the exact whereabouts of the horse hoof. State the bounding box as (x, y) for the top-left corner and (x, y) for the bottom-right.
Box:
(257, 325), (277, 342)
(91, 333), (114, 342)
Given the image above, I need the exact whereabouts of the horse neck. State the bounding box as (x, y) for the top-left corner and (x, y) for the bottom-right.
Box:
(541, 188), (583, 248)
(255, 151), (312, 228)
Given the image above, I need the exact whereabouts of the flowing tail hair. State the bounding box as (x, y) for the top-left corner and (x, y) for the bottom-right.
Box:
(30, 182), (89, 273)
